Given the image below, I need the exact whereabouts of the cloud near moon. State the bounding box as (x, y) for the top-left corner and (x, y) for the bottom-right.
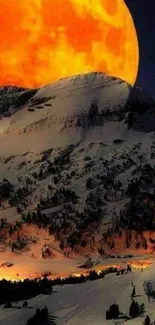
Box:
(0, 0), (139, 88)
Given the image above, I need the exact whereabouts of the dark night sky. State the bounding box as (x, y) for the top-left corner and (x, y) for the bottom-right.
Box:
(125, 0), (155, 97)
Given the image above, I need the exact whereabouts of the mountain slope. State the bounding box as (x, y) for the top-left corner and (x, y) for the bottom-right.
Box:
(0, 265), (154, 325)
(0, 72), (137, 154)
(0, 72), (154, 156)
(0, 72), (155, 279)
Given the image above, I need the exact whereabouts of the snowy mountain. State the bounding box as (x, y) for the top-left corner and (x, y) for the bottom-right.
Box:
(0, 263), (154, 325)
(0, 71), (154, 155)
(1, 72), (155, 283)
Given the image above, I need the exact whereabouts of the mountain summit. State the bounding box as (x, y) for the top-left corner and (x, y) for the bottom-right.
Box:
(0, 72), (154, 155)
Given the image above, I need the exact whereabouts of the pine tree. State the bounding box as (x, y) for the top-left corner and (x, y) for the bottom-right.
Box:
(127, 264), (132, 272)
(129, 300), (140, 318)
(144, 315), (151, 325)
(23, 300), (28, 308)
(145, 281), (152, 302)
(106, 304), (120, 319)
(106, 310), (110, 320)
(131, 285), (136, 298)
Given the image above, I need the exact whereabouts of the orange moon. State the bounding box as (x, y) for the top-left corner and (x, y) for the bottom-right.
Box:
(0, 0), (139, 88)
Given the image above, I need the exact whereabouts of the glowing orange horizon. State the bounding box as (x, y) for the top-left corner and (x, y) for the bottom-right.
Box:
(0, 0), (139, 88)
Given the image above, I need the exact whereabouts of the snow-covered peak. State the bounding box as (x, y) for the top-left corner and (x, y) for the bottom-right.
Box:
(0, 71), (155, 155)
(36, 71), (129, 98)
(46, 71), (122, 87)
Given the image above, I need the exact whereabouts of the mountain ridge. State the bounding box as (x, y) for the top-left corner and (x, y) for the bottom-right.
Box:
(0, 72), (155, 280)
(0, 71), (154, 156)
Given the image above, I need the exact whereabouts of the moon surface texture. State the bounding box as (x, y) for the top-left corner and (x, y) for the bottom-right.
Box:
(0, 0), (139, 88)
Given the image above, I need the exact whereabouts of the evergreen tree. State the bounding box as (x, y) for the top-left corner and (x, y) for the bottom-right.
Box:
(88, 270), (98, 281)
(106, 310), (110, 320)
(145, 281), (152, 302)
(23, 300), (28, 308)
(106, 304), (120, 319)
(129, 300), (140, 318)
(144, 315), (151, 325)
(131, 285), (136, 298)
(127, 264), (132, 272)
(26, 306), (52, 325)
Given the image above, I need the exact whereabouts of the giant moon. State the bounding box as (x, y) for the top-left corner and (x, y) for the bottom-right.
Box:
(0, 0), (139, 88)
